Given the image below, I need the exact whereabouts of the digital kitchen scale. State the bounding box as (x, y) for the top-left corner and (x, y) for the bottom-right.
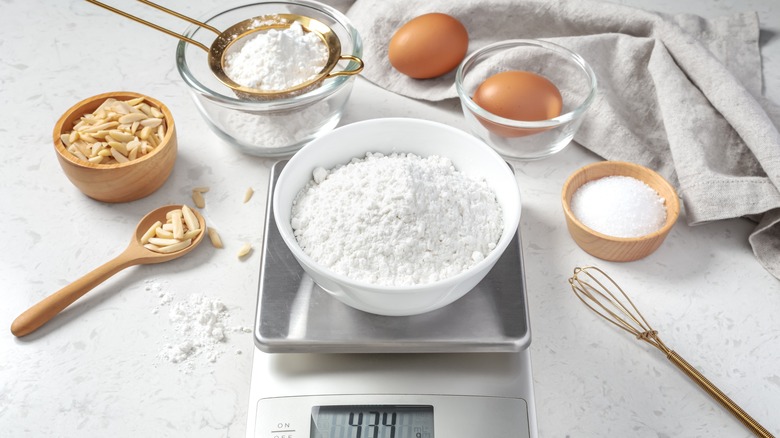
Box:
(246, 162), (538, 437)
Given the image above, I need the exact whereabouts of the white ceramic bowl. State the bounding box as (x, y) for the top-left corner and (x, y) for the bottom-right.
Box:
(273, 118), (522, 316)
(176, 0), (362, 157)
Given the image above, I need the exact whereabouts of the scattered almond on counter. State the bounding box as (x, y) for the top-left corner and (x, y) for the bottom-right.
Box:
(61, 97), (167, 164)
(243, 187), (254, 203)
(237, 243), (252, 259)
(191, 188), (207, 209)
(185, 185), (256, 256)
(207, 227), (224, 249)
(142, 205), (201, 253)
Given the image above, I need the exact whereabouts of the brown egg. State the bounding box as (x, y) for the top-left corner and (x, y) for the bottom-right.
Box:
(388, 13), (469, 79)
(473, 70), (563, 137)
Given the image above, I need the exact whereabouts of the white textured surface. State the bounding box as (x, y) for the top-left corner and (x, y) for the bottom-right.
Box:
(1, 1), (779, 438)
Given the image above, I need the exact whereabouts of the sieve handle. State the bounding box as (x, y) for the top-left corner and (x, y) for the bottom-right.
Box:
(84, 0), (217, 53)
(667, 351), (775, 438)
(326, 55), (365, 78)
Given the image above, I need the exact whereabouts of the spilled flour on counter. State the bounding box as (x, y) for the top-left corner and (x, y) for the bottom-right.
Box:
(145, 280), (252, 373)
(145, 279), (173, 314)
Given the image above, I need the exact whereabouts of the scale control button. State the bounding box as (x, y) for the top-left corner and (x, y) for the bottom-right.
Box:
(270, 421), (296, 438)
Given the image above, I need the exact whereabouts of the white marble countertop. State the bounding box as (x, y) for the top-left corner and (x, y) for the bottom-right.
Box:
(2, 0), (779, 437)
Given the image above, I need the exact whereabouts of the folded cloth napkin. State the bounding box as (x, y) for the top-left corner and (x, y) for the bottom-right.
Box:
(344, 0), (780, 280)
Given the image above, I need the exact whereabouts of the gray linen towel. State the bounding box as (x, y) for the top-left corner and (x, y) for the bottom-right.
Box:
(345, 0), (780, 279)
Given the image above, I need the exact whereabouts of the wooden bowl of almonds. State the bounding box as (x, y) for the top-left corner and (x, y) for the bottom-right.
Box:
(53, 91), (177, 203)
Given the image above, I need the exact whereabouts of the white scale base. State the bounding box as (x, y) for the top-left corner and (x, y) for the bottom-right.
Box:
(245, 348), (538, 438)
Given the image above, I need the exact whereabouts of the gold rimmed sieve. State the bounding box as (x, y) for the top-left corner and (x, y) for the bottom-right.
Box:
(85, 0), (364, 101)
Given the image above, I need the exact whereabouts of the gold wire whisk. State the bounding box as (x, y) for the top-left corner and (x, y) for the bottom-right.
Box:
(569, 266), (774, 438)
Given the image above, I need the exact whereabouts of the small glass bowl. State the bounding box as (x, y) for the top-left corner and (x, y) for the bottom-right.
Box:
(456, 39), (597, 161)
(176, 0), (362, 157)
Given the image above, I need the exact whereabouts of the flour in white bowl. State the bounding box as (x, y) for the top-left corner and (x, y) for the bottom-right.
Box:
(224, 21), (328, 91)
(291, 152), (504, 286)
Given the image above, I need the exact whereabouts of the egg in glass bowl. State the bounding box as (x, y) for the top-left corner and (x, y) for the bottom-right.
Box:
(273, 118), (522, 316)
(456, 39), (597, 161)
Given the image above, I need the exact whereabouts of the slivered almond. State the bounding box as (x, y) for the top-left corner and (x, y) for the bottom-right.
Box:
(82, 121), (119, 133)
(171, 210), (184, 240)
(118, 113), (147, 124)
(143, 243), (162, 252)
(148, 237), (182, 246)
(141, 221), (162, 244)
(125, 97), (145, 106)
(182, 229), (201, 240)
(153, 239), (192, 254)
(237, 243), (252, 259)
(80, 133), (97, 143)
(108, 140), (128, 156)
(63, 96), (167, 165)
(110, 147), (129, 163)
(140, 118), (163, 128)
(73, 141), (89, 157)
(155, 228), (174, 239)
(147, 132), (159, 147)
(139, 126), (152, 140)
(108, 129), (135, 142)
(71, 148), (88, 161)
(143, 205), (201, 254)
(111, 100), (134, 114)
(243, 187), (254, 203)
(207, 227), (223, 249)
(181, 204), (198, 230)
(136, 102), (153, 116)
(192, 190), (205, 209)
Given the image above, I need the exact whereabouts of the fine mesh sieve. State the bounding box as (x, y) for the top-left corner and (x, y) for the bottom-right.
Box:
(85, 0), (364, 101)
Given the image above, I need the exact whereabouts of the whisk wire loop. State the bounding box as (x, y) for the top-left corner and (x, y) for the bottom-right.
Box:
(569, 266), (668, 350)
(568, 266), (774, 438)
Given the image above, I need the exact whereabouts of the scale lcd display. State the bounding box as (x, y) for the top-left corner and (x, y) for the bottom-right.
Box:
(310, 405), (434, 438)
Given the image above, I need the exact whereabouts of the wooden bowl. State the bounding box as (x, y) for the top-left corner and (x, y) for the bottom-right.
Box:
(53, 91), (177, 203)
(561, 161), (680, 262)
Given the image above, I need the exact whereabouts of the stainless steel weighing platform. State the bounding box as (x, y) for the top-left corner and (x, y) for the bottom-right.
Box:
(253, 161), (532, 354)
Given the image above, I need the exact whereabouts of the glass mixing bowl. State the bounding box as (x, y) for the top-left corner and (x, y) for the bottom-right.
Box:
(456, 39), (597, 161)
(176, 0), (362, 157)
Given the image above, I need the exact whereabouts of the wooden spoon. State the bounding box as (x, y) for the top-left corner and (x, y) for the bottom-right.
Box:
(11, 205), (206, 337)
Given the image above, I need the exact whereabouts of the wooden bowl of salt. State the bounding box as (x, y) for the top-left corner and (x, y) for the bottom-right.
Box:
(561, 161), (680, 262)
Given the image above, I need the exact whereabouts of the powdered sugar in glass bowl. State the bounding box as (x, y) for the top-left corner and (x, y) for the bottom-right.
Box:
(176, 0), (362, 157)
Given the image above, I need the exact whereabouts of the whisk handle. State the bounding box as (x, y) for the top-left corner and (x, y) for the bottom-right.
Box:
(667, 351), (775, 438)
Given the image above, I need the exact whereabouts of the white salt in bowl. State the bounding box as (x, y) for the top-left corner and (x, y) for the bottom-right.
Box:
(176, 0), (362, 157)
(561, 161), (680, 262)
(273, 118), (522, 316)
